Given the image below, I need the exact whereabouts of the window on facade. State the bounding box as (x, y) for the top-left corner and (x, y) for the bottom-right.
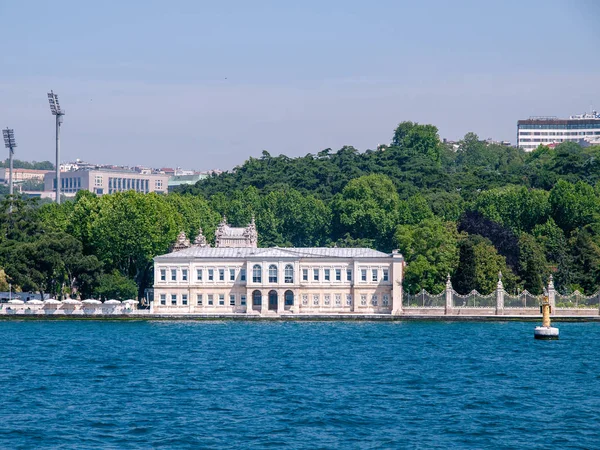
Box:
(241, 295), (247, 306)
(284, 290), (294, 306)
(240, 268), (246, 281)
(335, 294), (341, 305)
(197, 294), (203, 305)
(302, 269), (308, 281)
(361, 269), (367, 282)
(302, 294), (308, 305)
(252, 290), (262, 306)
(324, 269), (330, 281)
(160, 269), (166, 281)
(182, 269), (188, 281)
(347, 269), (352, 281)
(219, 269), (225, 281)
(383, 269), (389, 282)
(383, 294), (389, 306)
(284, 265), (294, 283)
(197, 269), (202, 281)
(171, 269), (177, 281)
(208, 269), (214, 281)
(160, 294), (166, 305)
(313, 294), (319, 305)
(182, 294), (188, 305)
(372, 269), (378, 282)
(171, 294), (177, 305)
(269, 265), (278, 283)
(324, 294), (331, 305)
(346, 294), (352, 306)
(253, 265), (262, 283)
(313, 269), (319, 281)
(335, 269), (341, 281)
(208, 294), (214, 305)
(219, 294), (225, 305)
(230, 294), (236, 306)
(360, 294), (367, 305)
(372, 294), (378, 306)
(230, 268), (236, 281)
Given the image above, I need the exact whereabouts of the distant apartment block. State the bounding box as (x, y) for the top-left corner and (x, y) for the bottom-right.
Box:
(43, 169), (170, 196)
(517, 111), (600, 151)
(0, 168), (51, 185)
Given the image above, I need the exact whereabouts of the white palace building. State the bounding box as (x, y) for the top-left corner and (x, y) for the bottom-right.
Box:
(152, 218), (405, 316)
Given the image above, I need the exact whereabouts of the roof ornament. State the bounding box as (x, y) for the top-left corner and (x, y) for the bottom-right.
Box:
(172, 231), (191, 252)
(193, 227), (209, 247)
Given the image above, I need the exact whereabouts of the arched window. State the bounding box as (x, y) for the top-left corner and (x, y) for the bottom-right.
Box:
(252, 290), (262, 306)
(268, 264), (278, 283)
(252, 264), (262, 283)
(284, 290), (294, 306)
(284, 264), (294, 283)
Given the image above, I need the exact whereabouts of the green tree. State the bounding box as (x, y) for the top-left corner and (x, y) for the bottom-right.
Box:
(90, 191), (179, 298)
(332, 174), (400, 250)
(452, 235), (518, 294)
(95, 271), (138, 300)
(517, 233), (549, 294)
(395, 219), (461, 294)
(549, 180), (600, 233)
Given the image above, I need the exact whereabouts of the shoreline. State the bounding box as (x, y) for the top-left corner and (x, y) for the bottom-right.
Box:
(1, 314), (599, 322)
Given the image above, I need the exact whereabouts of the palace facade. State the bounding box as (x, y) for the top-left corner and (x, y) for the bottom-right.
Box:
(152, 219), (404, 315)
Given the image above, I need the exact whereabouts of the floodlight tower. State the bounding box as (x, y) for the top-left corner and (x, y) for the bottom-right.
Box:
(2, 128), (16, 210)
(47, 90), (65, 204)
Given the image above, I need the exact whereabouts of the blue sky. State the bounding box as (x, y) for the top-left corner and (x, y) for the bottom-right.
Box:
(1, 0), (599, 170)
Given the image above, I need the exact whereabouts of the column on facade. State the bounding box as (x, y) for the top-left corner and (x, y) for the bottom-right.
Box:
(277, 289), (284, 314)
(391, 251), (404, 315)
(352, 259), (359, 313)
(445, 274), (453, 315)
(245, 288), (253, 315)
(495, 271), (504, 315)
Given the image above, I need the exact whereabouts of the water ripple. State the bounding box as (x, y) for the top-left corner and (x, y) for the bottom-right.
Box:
(0, 321), (599, 448)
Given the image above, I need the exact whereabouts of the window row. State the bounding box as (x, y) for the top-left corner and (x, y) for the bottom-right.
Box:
(298, 293), (390, 307)
(160, 268), (247, 282)
(159, 293), (247, 307)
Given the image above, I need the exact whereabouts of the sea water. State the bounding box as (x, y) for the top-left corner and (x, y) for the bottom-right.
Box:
(0, 320), (598, 449)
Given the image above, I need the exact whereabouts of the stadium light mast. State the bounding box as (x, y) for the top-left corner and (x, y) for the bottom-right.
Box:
(3, 128), (16, 211)
(47, 90), (65, 204)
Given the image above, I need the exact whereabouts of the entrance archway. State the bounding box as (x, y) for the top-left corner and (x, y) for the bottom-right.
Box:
(252, 290), (262, 311)
(268, 290), (278, 311)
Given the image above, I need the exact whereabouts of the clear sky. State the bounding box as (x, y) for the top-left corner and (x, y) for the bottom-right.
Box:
(1, 0), (599, 170)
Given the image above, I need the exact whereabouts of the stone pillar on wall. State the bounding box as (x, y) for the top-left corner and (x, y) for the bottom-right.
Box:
(391, 251), (404, 315)
(547, 275), (555, 311)
(445, 274), (453, 315)
(496, 271), (504, 315)
(149, 300), (154, 314)
(261, 293), (268, 315)
(277, 289), (284, 314)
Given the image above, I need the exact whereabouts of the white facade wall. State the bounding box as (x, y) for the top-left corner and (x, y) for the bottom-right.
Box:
(43, 169), (170, 196)
(517, 119), (600, 151)
(153, 250), (404, 315)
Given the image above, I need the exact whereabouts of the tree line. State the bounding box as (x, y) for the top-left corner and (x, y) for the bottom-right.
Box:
(2, 121), (600, 300)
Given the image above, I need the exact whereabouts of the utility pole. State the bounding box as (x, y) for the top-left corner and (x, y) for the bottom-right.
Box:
(47, 91), (65, 204)
(2, 128), (16, 212)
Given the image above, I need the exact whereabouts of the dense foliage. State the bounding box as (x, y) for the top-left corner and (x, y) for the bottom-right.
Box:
(2, 121), (600, 300)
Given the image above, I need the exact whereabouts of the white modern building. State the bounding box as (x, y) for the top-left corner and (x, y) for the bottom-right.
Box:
(152, 218), (405, 316)
(517, 111), (600, 151)
(43, 168), (170, 196)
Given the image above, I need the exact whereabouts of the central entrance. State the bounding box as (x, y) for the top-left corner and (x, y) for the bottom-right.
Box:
(268, 290), (278, 311)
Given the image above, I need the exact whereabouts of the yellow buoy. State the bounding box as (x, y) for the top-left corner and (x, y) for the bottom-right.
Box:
(534, 295), (559, 340)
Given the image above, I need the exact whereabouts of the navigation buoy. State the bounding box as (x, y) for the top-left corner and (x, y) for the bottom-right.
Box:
(534, 295), (559, 340)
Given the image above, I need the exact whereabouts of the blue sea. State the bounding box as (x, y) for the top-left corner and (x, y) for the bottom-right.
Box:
(0, 320), (598, 449)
